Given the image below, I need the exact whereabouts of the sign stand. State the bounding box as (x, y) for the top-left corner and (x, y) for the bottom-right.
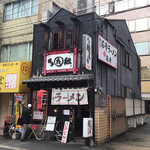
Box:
(45, 116), (56, 140)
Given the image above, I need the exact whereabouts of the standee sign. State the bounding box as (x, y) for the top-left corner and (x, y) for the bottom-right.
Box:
(98, 34), (117, 69)
(61, 121), (70, 143)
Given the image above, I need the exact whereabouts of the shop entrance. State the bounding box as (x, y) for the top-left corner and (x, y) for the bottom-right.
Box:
(48, 105), (89, 140)
(74, 106), (89, 137)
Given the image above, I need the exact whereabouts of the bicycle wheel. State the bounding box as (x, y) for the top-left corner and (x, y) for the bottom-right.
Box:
(56, 130), (63, 142)
(35, 130), (45, 140)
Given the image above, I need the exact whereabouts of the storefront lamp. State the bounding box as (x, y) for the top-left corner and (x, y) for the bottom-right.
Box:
(54, 108), (58, 113)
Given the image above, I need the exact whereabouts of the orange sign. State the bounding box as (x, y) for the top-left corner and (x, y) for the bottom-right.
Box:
(21, 63), (29, 75)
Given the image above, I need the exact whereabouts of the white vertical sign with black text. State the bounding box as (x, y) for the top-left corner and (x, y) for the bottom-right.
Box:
(98, 34), (117, 69)
(82, 34), (92, 70)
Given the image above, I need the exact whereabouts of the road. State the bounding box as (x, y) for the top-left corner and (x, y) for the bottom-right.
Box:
(0, 119), (150, 150)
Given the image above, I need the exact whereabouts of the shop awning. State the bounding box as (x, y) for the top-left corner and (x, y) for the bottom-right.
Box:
(22, 74), (94, 84)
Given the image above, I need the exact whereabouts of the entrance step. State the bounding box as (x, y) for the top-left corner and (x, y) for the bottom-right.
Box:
(73, 137), (85, 145)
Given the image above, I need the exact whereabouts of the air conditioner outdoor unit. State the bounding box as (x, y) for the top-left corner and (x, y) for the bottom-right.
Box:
(109, 1), (115, 14)
(77, 0), (87, 15)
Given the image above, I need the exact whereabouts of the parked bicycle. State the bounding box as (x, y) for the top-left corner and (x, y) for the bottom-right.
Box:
(28, 119), (46, 141)
(54, 121), (63, 142)
(28, 118), (63, 142)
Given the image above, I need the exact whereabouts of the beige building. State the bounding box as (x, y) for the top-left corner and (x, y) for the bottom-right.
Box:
(0, 0), (76, 132)
(94, 0), (150, 114)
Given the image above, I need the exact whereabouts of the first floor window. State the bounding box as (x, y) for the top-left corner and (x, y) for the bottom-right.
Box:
(1, 42), (32, 62)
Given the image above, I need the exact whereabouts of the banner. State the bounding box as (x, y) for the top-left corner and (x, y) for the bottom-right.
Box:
(51, 88), (88, 105)
(61, 121), (70, 143)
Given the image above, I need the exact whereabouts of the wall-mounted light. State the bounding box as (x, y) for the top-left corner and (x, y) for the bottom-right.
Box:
(53, 108), (58, 113)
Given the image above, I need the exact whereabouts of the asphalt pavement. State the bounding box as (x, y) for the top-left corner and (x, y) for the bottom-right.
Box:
(0, 118), (150, 150)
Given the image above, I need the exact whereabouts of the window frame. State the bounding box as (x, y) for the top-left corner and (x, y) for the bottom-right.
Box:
(1, 43), (32, 62)
(4, 0), (38, 21)
(122, 49), (132, 70)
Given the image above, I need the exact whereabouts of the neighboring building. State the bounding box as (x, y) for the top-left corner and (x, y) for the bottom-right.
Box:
(0, 0), (76, 131)
(23, 8), (142, 144)
(94, 0), (149, 114)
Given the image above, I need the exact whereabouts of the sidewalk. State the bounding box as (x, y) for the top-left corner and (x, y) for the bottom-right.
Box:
(0, 117), (150, 150)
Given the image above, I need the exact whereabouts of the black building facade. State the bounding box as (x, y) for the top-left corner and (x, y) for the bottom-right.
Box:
(23, 8), (141, 144)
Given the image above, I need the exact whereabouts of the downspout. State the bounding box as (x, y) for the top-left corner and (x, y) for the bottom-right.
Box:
(109, 95), (112, 139)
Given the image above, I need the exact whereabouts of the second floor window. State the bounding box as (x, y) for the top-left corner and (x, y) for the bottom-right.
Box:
(1, 43), (33, 62)
(50, 30), (74, 50)
(122, 49), (132, 69)
(4, 0), (38, 21)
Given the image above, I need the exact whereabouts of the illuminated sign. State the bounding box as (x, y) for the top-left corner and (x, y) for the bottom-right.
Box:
(98, 34), (117, 69)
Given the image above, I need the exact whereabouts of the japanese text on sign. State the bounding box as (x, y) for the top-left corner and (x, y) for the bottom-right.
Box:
(62, 121), (70, 143)
(98, 34), (117, 69)
(5, 74), (17, 89)
(33, 111), (43, 120)
(46, 53), (74, 71)
(51, 88), (88, 105)
(82, 34), (92, 70)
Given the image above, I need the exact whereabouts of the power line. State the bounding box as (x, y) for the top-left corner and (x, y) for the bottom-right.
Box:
(0, 4), (99, 32)
(1, 14), (105, 40)
(0, 0), (102, 21)
(0, 2), (109, 39)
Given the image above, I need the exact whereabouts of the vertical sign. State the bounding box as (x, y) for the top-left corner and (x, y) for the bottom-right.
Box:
(61, 121), (70, 143)
(98, 34), (117, 69)
(82, 34), (92, 70)
(83, 118), (93, 137)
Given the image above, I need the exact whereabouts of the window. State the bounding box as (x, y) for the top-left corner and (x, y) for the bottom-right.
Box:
(125, 52), (129, 67)
(4, 0), (38, 21)
(1, 43), (32, 62)
(122, 86), (126, 97)
(122, 49), (132, 69)
(136, 18), (148, 32)
(128, 0), (135, 9)
(5, 4), (12, 20)
(53, 33), (59, 49)
(128, 20), (135, 32)
(135, 42), (149, 55)
(141, 67), (150, 80)
(136, 0), (147, 7)
(122, 86), (133, 98)
(1, 47), (8, 62)
(115, 0), (128, 12)
(21, 0), (30, 17)
(10, 45), (18, 62)
(31, 0), (38, 14)
(66, 30), (72, 48)
(129, 55), (132, 69)
(97, 4), (108, 15)
(52, 2), (60, 14)
(122, 49), (126, 66)
(13, 3), (21, 19)
(127, 87), (133, 98)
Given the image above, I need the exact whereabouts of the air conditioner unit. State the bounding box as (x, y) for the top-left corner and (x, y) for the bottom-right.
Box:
(77, 0), (87, 15)
(109, 1), (115, 14)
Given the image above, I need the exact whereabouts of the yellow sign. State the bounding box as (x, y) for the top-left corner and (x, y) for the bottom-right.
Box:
(0, 61), (32, 93)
